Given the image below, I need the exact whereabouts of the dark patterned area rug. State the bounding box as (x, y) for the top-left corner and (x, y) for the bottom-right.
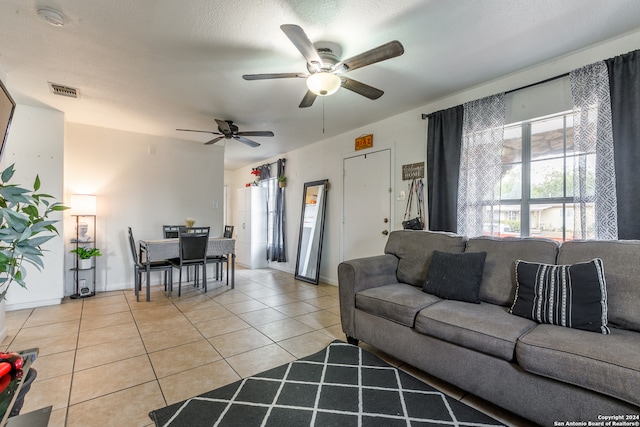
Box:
(149, 341), (504, 426)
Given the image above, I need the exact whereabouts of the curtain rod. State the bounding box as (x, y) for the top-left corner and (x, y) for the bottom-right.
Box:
(421, 72), (570, 120)
(254, 158), (286, 169)
(505, 72), (569, 95)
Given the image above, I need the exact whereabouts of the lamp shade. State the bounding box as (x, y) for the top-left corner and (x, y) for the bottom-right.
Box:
(70, 194), (96, 215)
(306, 72), (341, 96)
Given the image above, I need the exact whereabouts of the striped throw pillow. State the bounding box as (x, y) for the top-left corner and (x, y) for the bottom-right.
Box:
(510, 259), (610, 334)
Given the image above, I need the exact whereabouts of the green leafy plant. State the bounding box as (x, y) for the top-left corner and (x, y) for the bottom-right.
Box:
(0, 164), (67, 301)
(70, 247), (102, 259)
(278, 175), (287, 183)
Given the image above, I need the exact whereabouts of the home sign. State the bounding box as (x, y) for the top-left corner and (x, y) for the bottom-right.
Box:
(402, 162), (425, 180)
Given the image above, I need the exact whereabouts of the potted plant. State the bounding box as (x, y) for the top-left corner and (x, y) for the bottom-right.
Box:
(278, 175), (287, 188)
(71, 246), (102, 270)
(0, 164), (67, 302)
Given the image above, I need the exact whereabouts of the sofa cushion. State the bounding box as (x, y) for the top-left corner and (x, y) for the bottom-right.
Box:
(558, 240), (640, 332)
(465, 236), (559, 306)
(385, 230), (466, 287)
(517, 325), (640, 406)
(356, 283), (441, 327)
(415, 301), (537, 361)
(510, 259), (610, 334)
(422, 251), (487, 303)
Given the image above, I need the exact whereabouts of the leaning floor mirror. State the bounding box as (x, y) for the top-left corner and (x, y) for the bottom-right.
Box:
(295, 179), (329, 285)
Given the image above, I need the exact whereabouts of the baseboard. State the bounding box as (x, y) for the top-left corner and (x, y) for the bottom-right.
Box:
(6, 298), (62, 311)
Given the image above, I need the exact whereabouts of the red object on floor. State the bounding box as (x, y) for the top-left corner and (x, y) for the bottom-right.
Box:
(0, 362), (11, 378)
(0, 353), (23, 372)
(0, 373), (10, 393)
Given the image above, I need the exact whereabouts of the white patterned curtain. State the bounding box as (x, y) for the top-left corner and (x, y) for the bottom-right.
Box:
(570, 62), (618, 240)
(457, 94), (505, 237)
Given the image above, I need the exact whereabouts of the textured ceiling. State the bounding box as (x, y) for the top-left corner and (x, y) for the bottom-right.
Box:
(1, 0), (640, 169)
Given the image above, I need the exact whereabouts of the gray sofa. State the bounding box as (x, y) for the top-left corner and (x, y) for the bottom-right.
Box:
(338, 230), (640, 425)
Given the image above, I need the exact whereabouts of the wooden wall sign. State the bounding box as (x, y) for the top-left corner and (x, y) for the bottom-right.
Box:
(402, 162), (425, 180)
(355, 134), (373, 151)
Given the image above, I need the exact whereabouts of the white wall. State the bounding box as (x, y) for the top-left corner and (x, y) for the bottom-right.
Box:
(226, 29), (640, 287)
(1, 105), (65, 310)
(64, 123), (225, 294)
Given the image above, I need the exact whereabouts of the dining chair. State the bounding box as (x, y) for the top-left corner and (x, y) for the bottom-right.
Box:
(164, 224), (194, 280)
(170, 226), (210, 296)
(128, 227), (173, 299)
(207, 225), (234, 284)
(163, 225), (181, 238)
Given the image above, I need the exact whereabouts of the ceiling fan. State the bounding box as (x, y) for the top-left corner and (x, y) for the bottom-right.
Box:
(176, 119), (274, 147)
(243, 24), (404, 108)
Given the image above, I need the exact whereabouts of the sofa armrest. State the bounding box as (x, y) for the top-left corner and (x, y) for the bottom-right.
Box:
(338, 254), (399, 339)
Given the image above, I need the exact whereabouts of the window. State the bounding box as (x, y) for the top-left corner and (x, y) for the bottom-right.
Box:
(497, 112), (593, 241)
(259, 176), (277, 259)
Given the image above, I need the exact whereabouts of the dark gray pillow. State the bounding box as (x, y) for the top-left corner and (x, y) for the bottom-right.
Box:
(422, 251), (487, 303)
(510, 259), (610, 334)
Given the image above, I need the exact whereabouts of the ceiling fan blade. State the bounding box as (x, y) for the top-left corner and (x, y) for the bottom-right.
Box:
(204, 136), (225, 145)
(339, 40), (404, 73)
(176, 128), (221, 135)
(215, 119), (232, 135)
(243, 73), (307, 80)
(299, 90), (317, 108)
(237, 131), (274, 137)
(234, 135), (260, 148)
(280, 24), (323, 68)
(341, 77), (384, 100)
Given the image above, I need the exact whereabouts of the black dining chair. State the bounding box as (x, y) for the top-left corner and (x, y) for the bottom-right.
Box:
(170, 226), (210, 296)
(128, 227), (173, 299)
(164, 224), (195, 280)
(207, 225), (234, 284)
(163, 225), (181, 238)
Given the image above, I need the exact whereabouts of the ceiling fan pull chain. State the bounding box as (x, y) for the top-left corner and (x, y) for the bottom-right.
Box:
(322, 98), (326, 134)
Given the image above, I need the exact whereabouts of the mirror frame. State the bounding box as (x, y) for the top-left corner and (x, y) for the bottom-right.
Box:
(294, 179), (329, 285)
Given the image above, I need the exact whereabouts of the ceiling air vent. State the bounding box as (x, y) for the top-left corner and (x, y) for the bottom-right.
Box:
(48, 82), (79, 98)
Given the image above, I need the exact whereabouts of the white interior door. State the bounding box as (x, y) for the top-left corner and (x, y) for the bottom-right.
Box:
(343, 149), (392, 261)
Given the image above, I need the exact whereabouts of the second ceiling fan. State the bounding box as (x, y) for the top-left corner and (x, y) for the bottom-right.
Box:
(177, 119), (273, 147)
(243, 24), (404, 108)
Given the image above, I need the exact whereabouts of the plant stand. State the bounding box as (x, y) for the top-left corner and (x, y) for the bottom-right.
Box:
(71, 214), (96, 299)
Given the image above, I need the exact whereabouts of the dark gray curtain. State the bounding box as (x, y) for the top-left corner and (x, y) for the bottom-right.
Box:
(270, 159), (286, 261)
(256, 164), (270, 180)
(606, 49), (640, 239)
(426, 105), (464, 232)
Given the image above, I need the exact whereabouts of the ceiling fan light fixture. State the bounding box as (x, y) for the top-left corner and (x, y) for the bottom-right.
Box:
(37, 7), (65, 27)
(306, 72), (341, 96)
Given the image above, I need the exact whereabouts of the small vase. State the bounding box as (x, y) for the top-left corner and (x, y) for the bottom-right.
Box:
(279, 181), (286, 188)
(78, 258), (92, 270)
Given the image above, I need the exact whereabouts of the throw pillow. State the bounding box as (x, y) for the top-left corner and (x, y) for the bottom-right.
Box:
(510, 259), (610, 334)
(422, 250), (487, 303)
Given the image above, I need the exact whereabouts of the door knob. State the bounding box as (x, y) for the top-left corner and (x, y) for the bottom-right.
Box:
(382, 230), (389, 235)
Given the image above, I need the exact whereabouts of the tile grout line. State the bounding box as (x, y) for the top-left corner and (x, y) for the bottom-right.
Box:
(125, 288), (170, 408)
(64, 296), (86, 427)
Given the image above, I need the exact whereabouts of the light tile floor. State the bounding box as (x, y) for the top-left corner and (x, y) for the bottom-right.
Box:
(1, 267), (533, 426)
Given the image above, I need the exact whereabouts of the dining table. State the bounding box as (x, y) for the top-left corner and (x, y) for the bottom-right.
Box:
(138, 237), (235, 301)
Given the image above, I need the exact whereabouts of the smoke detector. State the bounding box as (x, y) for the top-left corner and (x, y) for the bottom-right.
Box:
(37, 7), (65, 27)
